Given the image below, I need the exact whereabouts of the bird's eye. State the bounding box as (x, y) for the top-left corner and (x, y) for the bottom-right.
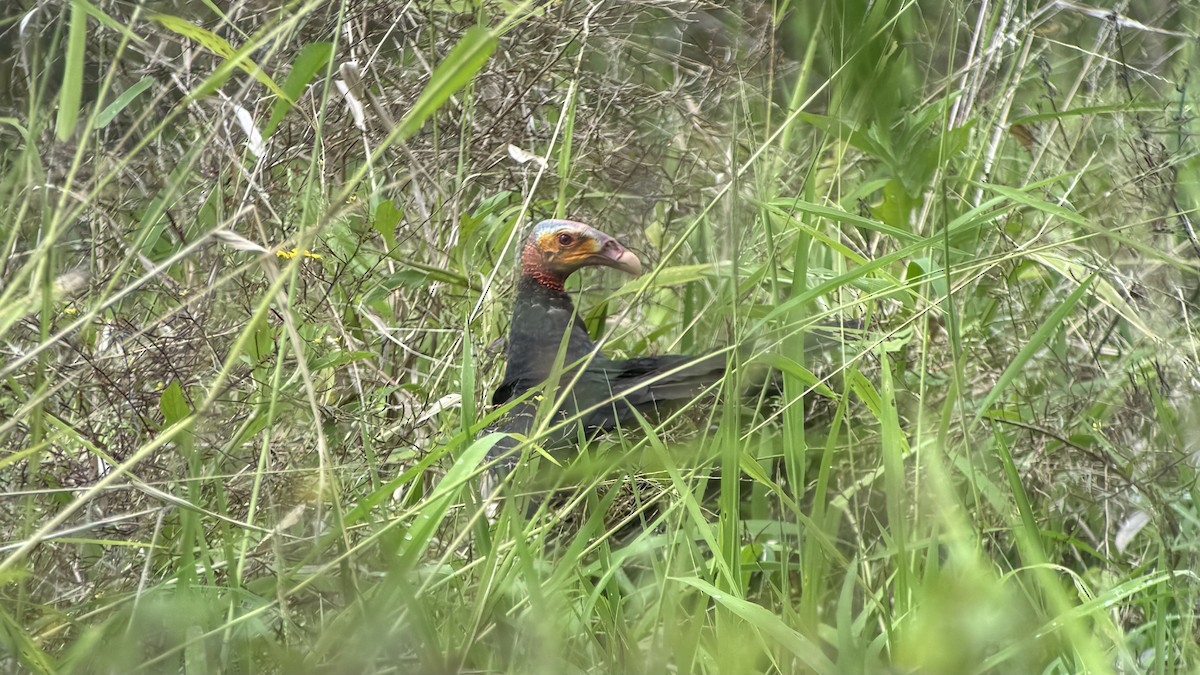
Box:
(557, 232), (574, 246)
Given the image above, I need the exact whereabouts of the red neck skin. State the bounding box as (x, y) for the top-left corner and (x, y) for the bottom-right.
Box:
(522, 243), (566, 291)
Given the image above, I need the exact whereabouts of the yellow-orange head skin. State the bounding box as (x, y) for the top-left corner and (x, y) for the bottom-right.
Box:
(521, 219), (642, 290)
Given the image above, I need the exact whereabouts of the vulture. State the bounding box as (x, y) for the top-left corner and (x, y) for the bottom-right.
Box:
(479, 219), (855, 505)
(481, 219), (724, 500)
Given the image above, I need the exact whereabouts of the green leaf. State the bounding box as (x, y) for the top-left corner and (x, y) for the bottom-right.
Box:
(906, 256), (949, 314)
(0, 605), (56, 675)
(381, 253), (475, 289)
(374, 270), (435, 290)
(979, 180), (1193, 275)
(160, 381), (190, 425)
(55, 1), (89, 141)
(151, 13), (288, 100)
(264, 41), (333, 138)
(394, 432), (498, 567)
(1008, 101), (1169, 126)
(973, 268), (1098, 424)
(461, 317), (476, 430)
(373, 199), (403, 249)
(672, 576), (837, 674)
(75, 0), (146, 46)
(770, 196), (920, 243)
(309, 350), (376, 371)
(796, 112), (887, 159)
(96, 76), (155, 128)
(393, 25), (497, 142)
(613, 262), (732, 296)
(757, 353), (837, 398)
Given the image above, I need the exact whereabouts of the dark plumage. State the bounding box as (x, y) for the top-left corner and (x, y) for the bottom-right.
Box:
(481, 220), (724, 499)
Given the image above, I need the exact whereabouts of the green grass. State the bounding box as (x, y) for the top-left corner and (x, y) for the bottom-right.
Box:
(1, 1), (1199, 673)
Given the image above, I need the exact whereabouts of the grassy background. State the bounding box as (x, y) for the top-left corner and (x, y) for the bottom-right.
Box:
(1, 0), (1199, 673)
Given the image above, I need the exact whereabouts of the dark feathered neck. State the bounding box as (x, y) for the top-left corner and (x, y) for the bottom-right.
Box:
(507, 276), (579, 358)
(497, 275), (585, 402)
(521, 243), (566, 291)
(514, 274), (573, 307)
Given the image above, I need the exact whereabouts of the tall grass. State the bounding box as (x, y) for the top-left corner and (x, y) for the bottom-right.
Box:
(1, 1), (1198, 673)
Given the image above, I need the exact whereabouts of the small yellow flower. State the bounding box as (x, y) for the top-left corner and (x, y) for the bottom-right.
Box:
(277, 248), (322, 260)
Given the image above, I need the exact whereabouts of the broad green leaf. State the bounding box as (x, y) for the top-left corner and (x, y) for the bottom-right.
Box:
(264, 41), (334, 138)
(160, 381), (190, 425)
(796, 112), (887, 160)
(55, 1), (88, 141)
(373, 198), (403, 249)
(906, 256), (949, 312)
(96, 76), (155, 128)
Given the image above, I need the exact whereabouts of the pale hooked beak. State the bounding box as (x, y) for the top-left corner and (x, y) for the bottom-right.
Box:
(592, 235), (642, 276)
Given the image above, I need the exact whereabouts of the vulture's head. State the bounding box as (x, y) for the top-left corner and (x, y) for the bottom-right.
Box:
(521, 219), (642, 289)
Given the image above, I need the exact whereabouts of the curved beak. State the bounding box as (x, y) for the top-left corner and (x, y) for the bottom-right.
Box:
(592, 235), (642, 276)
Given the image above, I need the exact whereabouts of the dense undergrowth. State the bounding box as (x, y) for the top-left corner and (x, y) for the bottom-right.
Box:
(1, 1), (1199, 673)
